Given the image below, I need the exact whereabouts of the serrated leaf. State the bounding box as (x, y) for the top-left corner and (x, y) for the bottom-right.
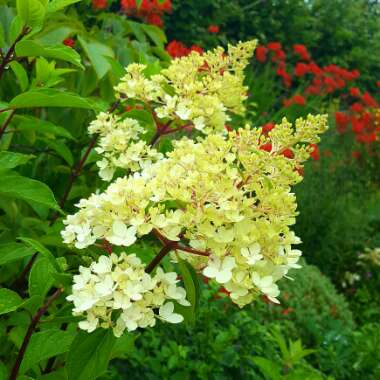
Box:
(0, 243), (35, 266)
(47, 0), (82, 13)
(20, 329), (76, 373)
(0, 151), (33, 170)
(9, 61), (29, 91)
(66, 329), (117, 380)
(0, 288), (23, 315)
(0, 173), (60, 211)
(28, 257), (55, 298)
(17, 237), (61, 272)
(10, 89), (99, 110)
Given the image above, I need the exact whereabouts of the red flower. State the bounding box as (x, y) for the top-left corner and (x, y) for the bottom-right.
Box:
(146, 13), (163, 27)
(92, 0), (107, 9)
(293, 44), (310, 61)
(351, 102), (364, 114)
(63, 38), (75, 48)
(155, 0), (172, 11)
(166, 40), (190, 58)
(284, 94), (305, 107)
(351, 117), (365, 133)
(377, 81), (380, 87)
(294, 62), (309, 77)
(349, 87), (361, 97)
(267, 42), (282, 51)
(260, 142), (272, 152)
(335, 112), (350, 133)
(208, 24), (220, 34)
(255, 45), (268, 63)
(352, 151), (361, 159)
(362, 92), (378, 108)
(262, 122), (275, 134)
(121, 0), (136, 10)
(282, 148), (294, 159)
(190, 45), (204, 54)
(274, 49), (286, 61)
(356, 133), (377, 144)
(309, 62), (323, 76)
(309, 144), (319, 161)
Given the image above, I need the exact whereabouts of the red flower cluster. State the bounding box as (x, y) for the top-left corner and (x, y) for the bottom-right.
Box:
(283, 94), (306, 107)
(120, 0), (172, 27)
(166, 40), (203, 58)
(92, 0), (108, 10)
(335, 91), (379, 146)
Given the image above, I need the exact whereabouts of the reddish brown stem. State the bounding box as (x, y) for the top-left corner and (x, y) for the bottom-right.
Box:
(0, 26), (30, 81)
(0, 110), (15, 139)
(9, 288), (63, 380)
(145, 243), (175, 273)
(175, 244), (210, 257)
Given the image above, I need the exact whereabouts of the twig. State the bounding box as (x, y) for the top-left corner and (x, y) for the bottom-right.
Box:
(9, 288), (63, 380)
(145, 243), (175, 274)
(0, 110), (15, 139)
(0, 26), (30, 81)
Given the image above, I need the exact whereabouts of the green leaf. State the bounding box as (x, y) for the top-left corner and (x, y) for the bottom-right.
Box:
(111, 333), (137, 359)
(28, 257), (55, 298)
(16, 40), (83, 68)
(18, 237), (61, 272)
(0, 173), (60, 211)
(10, 89), (99, 110)
(252, 357), (282, 380)
(9, 61), (29, 91)
(0, 288), (23, 315)
(78, 36), (114, 79)
(20, 329), (76, 373)
(16, 115), (75, 140)
(43, 138), (74, 166)
(177, 258), (200, 323)
(47, 0), (82, 13)
(0, 243), (35, 266)
(17, 0), (46, 29)
(66, 329), (117, 380)
(141, 24), (167, 48)
(0, 151), (33, 170)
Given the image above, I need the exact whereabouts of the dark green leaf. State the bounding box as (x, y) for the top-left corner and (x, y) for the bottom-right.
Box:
(20, 329), (76, 373)
(78, 36), (114, 79)
(47, 0), (82, 13)
(66, 329), (117, 380)
(0, 151), (33, 170)
(10, 89), (99, 110)
(16, 115), (75, 140)
(0, 288), (23, 315)
(0, 173), (60, 211)
(16, 0), (46, 29)
(0, 243), (35, 266)
(43, 138), (74, 166)
(15, 40), (83, 68)
(17, 237), (61, 272)
(28, 257), (55, 298)
(9, 61), (29, 91)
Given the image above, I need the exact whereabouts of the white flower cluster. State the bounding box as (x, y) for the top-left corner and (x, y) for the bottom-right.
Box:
(67, 253), (189, 337)
(88, 112), (162, 181)
(63, 114), (327, 307)
(114, 40), (257, 135)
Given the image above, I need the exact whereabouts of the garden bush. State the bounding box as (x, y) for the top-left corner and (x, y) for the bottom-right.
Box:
(0, 1), (379, 379)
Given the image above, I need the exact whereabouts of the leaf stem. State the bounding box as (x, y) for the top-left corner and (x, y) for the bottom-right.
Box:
(0, 26), (30, 81)
(8, 288), (63, 380)
(0, 110), (15, 139)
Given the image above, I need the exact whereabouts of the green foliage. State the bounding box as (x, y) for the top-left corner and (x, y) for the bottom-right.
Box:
(167, 0), (380, 89)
